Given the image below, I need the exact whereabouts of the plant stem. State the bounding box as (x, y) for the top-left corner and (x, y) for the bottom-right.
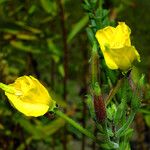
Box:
(57, 0), (68, 101)
(57, 0), (68, 149)
(91, 43), (99, 87)
(106, 78), (124, 105)
(51, 60), (55, 150)
(51, 59), (55, 89)
(55, 109), (97, 142)
(81, 39), (88, 150)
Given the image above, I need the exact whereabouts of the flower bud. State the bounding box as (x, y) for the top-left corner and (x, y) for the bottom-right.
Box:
(94, 95), (106, 123)
(4, 76), (56, 117)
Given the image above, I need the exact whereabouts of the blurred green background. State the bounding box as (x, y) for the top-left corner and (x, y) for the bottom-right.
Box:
(0, 0), (150, 150)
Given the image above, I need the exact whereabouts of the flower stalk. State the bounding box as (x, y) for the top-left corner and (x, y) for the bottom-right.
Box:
(54, 109), (97, 142)
(106, 78), (124, 105)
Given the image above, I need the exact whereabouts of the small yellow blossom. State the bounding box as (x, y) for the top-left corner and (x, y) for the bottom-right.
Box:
(4, 76), (56, 117)
(95, 22), (140, 70)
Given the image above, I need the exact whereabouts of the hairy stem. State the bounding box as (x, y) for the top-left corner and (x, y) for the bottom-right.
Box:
(106, 78), (124, 105)
(55, 109), (98, 142)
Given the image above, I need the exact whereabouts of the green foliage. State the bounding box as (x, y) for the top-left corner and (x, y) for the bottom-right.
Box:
(40, 0), (57, 14)
(0, 0), (149, 149)
(67, 15), (89, 43)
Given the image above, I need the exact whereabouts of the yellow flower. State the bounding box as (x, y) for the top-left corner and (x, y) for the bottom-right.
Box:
(95, 22), (140, 70)
(4, 76), (56, 117)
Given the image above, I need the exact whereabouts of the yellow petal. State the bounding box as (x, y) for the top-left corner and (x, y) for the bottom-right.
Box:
(114, 22), (131, 47)
(95, 26), (115, 51)
(95, 22), (140, 70)
(107, 46), (139, 70)
(5, 92), (49, 117)
(102, 52), (118, 70)
(4, 75), (56, 117)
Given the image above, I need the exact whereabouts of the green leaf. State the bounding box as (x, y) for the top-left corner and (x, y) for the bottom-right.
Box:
(145, 115), (150, 127)
(10, 40), (41, 53)
(86, 27), (96, 45)
(51, 55), (59, 63)
(47, 39), (62, 56)
(40, 0), (57, 14)
(16, 33), (37, 41)
(0, 0), (8, 5)
(67, 15), (88, 43)
(13, 115), (40, 138)
(58, 65), (64, 77)
(13, 114), (65, 140)
(114, 99), (126, 125)
(39, 117), (65, 137)
(140, 108), (150, 115)
(1, 28), (19, 34)
(28, 5), (36, 14)
(124, 128), (134, 139)
(86, 95), (96, 120)
(120, 141), (131, 150)
(15, 21), (42, 34)
(107, 103), (116, 121)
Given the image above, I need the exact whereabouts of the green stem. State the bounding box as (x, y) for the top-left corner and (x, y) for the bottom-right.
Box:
(116, 112), (135, 137)
(55, 109), (97, 142)
(91, 42), (99, 87)
(106, 78), (124, 105)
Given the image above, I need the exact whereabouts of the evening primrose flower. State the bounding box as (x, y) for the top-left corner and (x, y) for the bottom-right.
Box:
(2, 76), (56, 117)
(95, 22), (140, 70)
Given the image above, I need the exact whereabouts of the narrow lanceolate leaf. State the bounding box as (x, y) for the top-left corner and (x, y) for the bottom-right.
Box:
(14, 114), (65, 140)
(10, 40), (41, 53)
(47, 39), (62, 56)
(1, 28), (19, 34)
(16, 33), (37, 41)
(40, 0), (56, 14)
(86, 95), (96, 120)
(67, 15), (89, 43)
(14, 21), (42, 34)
